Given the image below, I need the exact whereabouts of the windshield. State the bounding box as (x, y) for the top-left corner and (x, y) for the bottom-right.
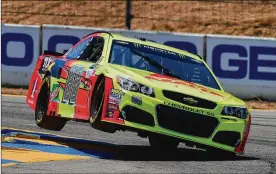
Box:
(109, 40), (220, 90)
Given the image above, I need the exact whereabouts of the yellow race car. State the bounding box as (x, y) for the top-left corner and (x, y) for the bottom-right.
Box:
(26, 31), (251, 155)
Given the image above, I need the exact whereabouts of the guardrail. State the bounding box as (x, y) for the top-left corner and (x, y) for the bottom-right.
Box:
(2, 23), (276, 100)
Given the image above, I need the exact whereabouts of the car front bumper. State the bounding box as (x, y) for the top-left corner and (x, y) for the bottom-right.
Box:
(104, 87), (251, 154)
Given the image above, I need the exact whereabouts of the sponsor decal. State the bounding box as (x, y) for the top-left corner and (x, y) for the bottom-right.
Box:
(108, 89), (125, 104)
(134, 43), (177, 56)
(82, 80), (91, 90)
(146, 74), (223, 98)
(108, 98), (120, 105)
(85, 68), (96, 78)
(106, 110), (114, 118)
(50, 84), (60, 101)
(31, 78), (38, 98)
(182, 97), (198, 104)
(108, 103), (119, 111)
(131, 96), (142, 105)
(42, 56), (52, 71)
(27, 99), (34, 104)
(62, 65), (84, 105)
(164, 102), (215, 116)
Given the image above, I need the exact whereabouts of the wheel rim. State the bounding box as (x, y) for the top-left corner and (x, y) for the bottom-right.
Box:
(36, 84), (49, 122)
(90, 80), (104, 123)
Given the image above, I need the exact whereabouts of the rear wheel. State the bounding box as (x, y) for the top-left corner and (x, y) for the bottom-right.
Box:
(35, 76), (66, 131)
(149, 133), (179, 149)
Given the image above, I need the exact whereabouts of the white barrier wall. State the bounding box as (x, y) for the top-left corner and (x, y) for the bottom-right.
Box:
(1, 24), (40, 86)
(42, 25), (204, 56)
(2, 23), (276, 100)
(206, 35), (276, 100)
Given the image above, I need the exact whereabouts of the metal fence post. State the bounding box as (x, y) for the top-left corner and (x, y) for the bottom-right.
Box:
(126, 0), (133, 30)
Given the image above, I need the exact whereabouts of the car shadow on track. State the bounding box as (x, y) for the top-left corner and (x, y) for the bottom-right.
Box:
(108, 145), (259, 161)
(67, 142), (259, 161)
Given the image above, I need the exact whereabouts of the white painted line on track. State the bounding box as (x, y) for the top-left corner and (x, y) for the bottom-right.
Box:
(2, 94), (26, 98)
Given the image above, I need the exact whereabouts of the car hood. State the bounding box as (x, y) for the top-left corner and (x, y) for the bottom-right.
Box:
(107, 64), (245, 105)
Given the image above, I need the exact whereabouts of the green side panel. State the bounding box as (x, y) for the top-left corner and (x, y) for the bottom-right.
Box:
(58, 103), (75, 118)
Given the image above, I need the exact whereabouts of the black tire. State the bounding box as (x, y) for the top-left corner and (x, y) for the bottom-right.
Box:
(89, 77), (105, 128)
(148, 134), (179, 149)
(35, 76), (66, 131)
(89, 77), (117, 133)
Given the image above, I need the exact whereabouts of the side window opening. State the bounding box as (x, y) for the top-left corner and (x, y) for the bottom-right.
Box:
(65, 38), (93, 59)
(79, 36), (104, 62)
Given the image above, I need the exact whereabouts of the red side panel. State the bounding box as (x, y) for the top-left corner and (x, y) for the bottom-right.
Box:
(47, 101), (59, 116)
(101, 77), (124, 125)
(235, 115), (251, 154)
(74, 75), (99, 120)
(26, 56), (44, 110)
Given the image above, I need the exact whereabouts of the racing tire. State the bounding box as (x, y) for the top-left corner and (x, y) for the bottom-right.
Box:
(89, 77), (117, 133)
(148, 133), (179, 149)
(89, 77), (105, 127)
(35, 76), (67, 131)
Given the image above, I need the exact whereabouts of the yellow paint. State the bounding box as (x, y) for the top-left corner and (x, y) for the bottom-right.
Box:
(58, 103), (75, 118)
(13, 133), (40, 140)
(48, 62), (55, 71)
(2, 147), (90, 163)
(5, 136), (112, 152)
(2, 163), (18, 167)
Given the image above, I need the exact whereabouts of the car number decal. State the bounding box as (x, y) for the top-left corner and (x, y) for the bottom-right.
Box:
(62, 65), (84, 105)
(42, 57), (52, 69)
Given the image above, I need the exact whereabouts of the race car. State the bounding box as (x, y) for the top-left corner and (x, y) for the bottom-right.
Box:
(26, 31), (251, 155)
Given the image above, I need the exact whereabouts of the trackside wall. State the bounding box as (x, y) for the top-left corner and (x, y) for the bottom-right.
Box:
(1, 24), (276, 100)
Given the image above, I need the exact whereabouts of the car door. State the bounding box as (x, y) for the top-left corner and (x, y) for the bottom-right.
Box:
(58, 35), (106, 119)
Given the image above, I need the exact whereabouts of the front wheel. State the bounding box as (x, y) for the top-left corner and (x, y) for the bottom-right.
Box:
(148, 133), (179, 149)
(35, 76), (66, 131)
(89, 77), (105, 127)
(89, 77), (116, 133)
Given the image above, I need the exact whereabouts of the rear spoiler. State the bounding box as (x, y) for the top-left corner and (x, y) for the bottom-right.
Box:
(43, 50), (64, 56)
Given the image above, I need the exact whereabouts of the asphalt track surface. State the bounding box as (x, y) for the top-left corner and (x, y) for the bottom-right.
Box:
(2, 95), (276, 173)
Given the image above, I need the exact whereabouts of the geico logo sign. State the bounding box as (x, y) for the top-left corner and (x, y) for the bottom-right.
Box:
(47, 35), (80, 53)
(2, 33), (34, 67)
(212, 44), (276, 81)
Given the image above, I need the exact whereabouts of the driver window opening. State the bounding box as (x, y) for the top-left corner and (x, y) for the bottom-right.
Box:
(79, 36), (104, 62)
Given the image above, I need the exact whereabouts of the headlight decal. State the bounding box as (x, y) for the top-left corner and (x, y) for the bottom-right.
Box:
(117, 76), (155, 97)
(221, 106), (248, 119)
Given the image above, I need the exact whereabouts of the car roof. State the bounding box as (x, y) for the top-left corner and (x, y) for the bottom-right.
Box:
(89, 32), (202, 61)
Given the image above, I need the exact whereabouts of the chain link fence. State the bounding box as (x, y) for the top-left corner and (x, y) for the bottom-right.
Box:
(2, 0), (276, 36)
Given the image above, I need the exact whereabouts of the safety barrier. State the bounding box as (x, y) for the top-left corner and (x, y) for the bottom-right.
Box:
(2, 23), (276, 99)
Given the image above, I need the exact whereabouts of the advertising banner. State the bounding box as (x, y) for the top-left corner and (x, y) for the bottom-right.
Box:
(2, 24), (40, 86)
(206, 35), (276, 100)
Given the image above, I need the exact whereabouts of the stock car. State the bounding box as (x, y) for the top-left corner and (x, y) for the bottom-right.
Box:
(26, 31), (251, 155)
